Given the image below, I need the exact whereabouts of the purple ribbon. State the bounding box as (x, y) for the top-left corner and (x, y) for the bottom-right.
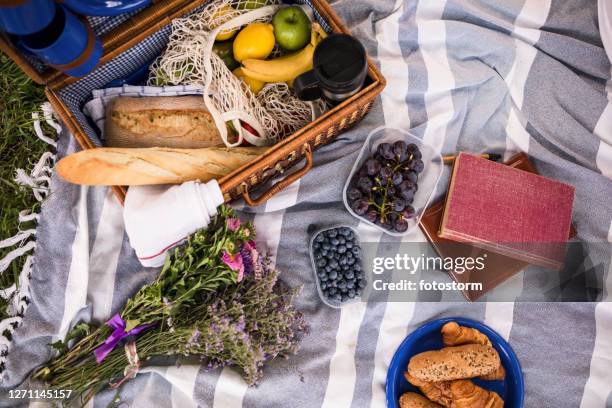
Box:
(94, 314), (155, 363)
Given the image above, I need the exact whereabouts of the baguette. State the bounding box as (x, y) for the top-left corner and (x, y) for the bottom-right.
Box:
(399, 392), (443, 408)
(407, 344), (501, 382)
(56, 147), (267, 186)
(105, 96), (223, 148)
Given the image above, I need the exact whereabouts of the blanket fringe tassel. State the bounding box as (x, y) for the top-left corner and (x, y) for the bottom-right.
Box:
(0, 102), (59, 377)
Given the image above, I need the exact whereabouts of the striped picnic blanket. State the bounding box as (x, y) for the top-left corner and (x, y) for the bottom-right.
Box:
(2, 0), (612, 407)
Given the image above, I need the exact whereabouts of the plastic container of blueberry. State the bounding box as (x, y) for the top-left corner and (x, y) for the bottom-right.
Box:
(310, 225), (366, 308)
(343, 127), (443, 236)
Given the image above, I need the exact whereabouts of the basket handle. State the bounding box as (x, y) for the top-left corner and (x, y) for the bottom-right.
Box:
(242, 145), (313, 207)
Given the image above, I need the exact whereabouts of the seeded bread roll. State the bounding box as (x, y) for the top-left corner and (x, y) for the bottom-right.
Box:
(408, 344), (501, 382)
(399, 392), (443, 408)
(56, 146), (267, 186)
(105, 96), (223, 148)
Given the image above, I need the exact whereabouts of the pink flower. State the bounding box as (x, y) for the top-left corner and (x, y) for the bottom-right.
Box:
(227, 218), (241, 232)
(222, 251), (245, 282)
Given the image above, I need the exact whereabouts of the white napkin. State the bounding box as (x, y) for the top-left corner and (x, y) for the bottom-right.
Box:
(123, 180), (224, 267)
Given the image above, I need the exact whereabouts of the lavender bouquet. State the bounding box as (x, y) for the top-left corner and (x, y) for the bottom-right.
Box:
(33, 206), (306, 404)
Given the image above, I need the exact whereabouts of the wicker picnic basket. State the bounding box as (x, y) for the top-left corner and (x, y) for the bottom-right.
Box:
(0, 0), (385, 205)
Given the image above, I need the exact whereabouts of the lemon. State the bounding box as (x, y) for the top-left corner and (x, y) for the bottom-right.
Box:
(233, 67), (266, 94)
(212, 5), (238, 41)
(233, 22), (275, 62)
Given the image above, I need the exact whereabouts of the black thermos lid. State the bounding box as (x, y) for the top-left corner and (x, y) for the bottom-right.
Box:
(313, 34), (367, 96)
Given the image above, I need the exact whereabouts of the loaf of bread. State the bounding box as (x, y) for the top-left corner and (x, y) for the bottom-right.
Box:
(407, 344), (501, 382)
(105, 96), (223, 148)
(56, 146), (267, 186)
(441, 322), (505, 381)
(449, 380), (504, 408)
(404, 372), (453, 407)
(399, 392), (443, 408)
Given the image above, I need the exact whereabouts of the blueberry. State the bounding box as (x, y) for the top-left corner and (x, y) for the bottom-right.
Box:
(335, 294), (342, 302)
(341, 294), (348, 302)
(346, 280), (355, 289)
(338, 236), (346, 245)
(337, 245), (347, 254)
(345, 270), (354, 279)
(346, 232), (354, 241)
(342, 264), (350, 271)
(358, 279), (366, 288)
(354, 263), (362, 271)
(329, 280), (337, 288)
(338, 280), (347, 289)
(347, 257), (355, 266)
(322, 243), (331, 251)
(340, 228), (351, 236)
(329, 287), (337, 295)
(329, 259), (338, 269)
(348, 289), (356, 298)
(329, 270), (338, 280)
(351, 246), (361, 256)
(315, 234), (325, 243)
(327, 229), (338, 238)
(313, 242), (321, 249)
(339, 257), (348, 266)
(320, 274), (328, 282)
(320, 282), (327, 290)
(355, 289), (362, 297)
(316, 259), (327, 268)
(331, 238), (339, 246)
(345, 241), (353, 249)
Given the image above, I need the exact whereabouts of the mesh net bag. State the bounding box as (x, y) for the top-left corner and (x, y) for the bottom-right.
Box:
(148, 0), (327, 147)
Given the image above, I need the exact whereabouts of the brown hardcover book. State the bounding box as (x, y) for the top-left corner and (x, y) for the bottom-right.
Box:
(438, 152), (575, 269)
(419, 153), (576, 301)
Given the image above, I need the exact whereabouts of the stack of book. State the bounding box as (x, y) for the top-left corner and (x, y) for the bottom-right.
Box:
(419, 153), (575, 301)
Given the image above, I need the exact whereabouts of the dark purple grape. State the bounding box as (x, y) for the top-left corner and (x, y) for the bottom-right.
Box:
(402, 206), (415, 219)
(386, 186), (397, 197)
(378, 217), (393, 230)
(357, 176), (373, 193)
(392, 198), (406, 212)
(407, 143), (418, 152)
(374, 193), (384, 206)
(400, 188), (414, 201)
(388, 211), (399, 222)
(394, 218), (409, 232)
(380, 166), (392, 179)
(357, 166), (368, 178)
(391, 172), (403, 186)
(347, 187), (362, 201)
(393, 141), (408, 161)
(377, 143), (394, 160)
(404, 170), (418, 183)
(410, 159), (424, 173)
(399, 180), (417, 192)
(365, 159), (381, 176)
(352, 198), (370, 215)
(365, 210), (378, 223)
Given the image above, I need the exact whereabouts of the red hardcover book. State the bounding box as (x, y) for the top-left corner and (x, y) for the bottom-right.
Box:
(439, 153), (575, 270)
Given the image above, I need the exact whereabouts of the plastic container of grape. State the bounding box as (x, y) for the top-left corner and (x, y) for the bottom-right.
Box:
(309, 225), (365, 308)
(343, 127), (444, 236)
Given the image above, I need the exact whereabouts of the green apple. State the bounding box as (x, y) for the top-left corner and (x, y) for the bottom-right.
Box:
(272, 6), (311, 51)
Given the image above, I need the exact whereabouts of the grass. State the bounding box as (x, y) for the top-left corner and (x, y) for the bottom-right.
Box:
(0, 54), (49, 320)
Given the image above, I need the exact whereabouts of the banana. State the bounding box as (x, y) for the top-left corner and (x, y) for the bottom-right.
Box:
(240, 23), (327, 84)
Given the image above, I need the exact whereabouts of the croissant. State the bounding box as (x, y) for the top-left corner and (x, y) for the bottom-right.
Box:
(449, 379), (504, 408)
(441, 322), (505, 381)
(442, 322), (492, 347)
(399, 392), (444, 408)
(404, 372), (453, 407)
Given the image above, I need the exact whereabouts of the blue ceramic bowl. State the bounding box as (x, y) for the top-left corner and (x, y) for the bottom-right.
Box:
(0, 0), (56, 35)
(386, 317), (524, 408)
